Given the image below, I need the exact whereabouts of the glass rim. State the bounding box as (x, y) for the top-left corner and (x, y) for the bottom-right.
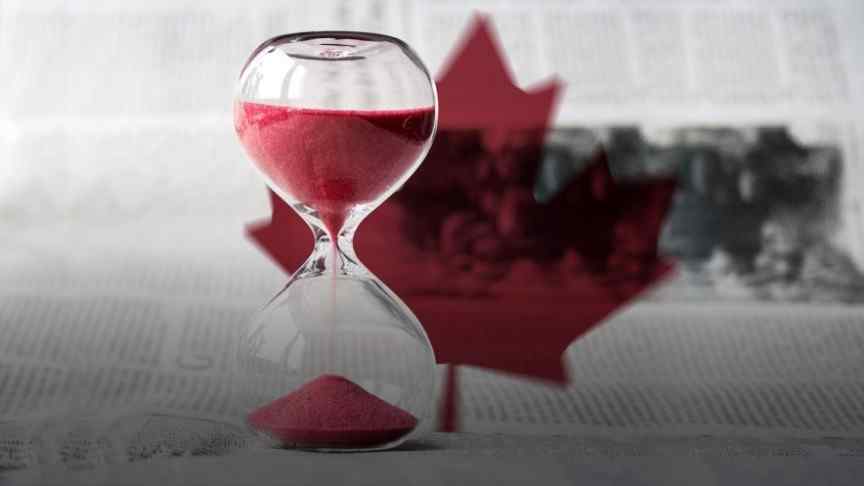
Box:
(239, 30), (429, 78)
(271, 30), (413, 48)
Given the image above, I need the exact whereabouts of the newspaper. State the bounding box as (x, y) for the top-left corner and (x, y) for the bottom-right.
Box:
(460, 302), (864, 436)
(1, 0), (864, 473)
(4, 264), (864, 470)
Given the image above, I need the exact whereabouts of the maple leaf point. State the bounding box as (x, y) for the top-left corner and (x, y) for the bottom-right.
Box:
(436, 15), (562, 132)
(246, 190), (308, 275)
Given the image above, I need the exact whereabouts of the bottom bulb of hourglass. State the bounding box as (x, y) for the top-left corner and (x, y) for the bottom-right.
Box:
(236, 273), (436, 451)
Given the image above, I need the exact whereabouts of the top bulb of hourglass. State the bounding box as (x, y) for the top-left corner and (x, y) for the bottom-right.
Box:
(234, 32), (438, 237)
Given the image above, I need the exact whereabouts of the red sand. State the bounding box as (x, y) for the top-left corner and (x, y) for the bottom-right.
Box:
(235, 102), (434, 236)
(247, 374), (418, 449)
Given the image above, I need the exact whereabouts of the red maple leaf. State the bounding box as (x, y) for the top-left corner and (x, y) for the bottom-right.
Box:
(244, 16), (677, 432)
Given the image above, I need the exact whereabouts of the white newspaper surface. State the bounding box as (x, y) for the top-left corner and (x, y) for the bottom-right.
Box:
(1, 0), (863, 472)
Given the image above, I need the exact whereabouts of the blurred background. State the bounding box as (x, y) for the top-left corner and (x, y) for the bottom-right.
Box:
(2, 0), (863, 301)
(2, 0), (864, 471)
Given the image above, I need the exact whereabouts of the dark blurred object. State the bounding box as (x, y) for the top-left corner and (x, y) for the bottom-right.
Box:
(527, 124), (863, 302)
(611, 125), (862, 302)
(396, 129), (677, 293)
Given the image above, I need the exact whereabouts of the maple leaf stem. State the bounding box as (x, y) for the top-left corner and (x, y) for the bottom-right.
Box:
(439, 364), (460, 432)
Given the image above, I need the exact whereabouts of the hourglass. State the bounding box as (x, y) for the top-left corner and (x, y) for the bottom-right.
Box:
(233, 32), (438, 451)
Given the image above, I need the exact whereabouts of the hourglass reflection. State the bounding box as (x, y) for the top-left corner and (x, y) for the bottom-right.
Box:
(233, 32), (438, 451)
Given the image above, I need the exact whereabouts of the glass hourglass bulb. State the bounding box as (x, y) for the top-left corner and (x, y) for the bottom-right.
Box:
(233, 32), (438, 451)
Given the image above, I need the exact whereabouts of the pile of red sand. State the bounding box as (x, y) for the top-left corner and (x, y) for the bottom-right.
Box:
(247, 374), (418, 449)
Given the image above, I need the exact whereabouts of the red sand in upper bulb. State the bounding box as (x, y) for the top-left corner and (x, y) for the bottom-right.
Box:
(235, 102), (435, 236)
(247, 374), (418, 449)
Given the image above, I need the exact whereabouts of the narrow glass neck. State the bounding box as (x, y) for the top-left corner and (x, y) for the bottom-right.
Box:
(297, 223), (367, 279)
